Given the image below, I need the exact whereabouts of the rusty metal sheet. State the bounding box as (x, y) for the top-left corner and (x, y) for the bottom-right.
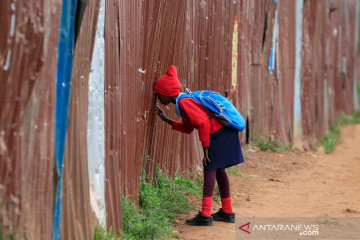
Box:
(351, 0), (359, 106)
(260, 1), (290, 145)
(266, 1), (289, 144)
(300, 0), (329, 150)
(327, 0), (359, 126)
(340, 0), (357, 115)
(328, 0), (341, 127)
(0, 0), (61, 239)
(61, 0), (100, 239)
(330, 0), (357, 118)
(244, 0), (270, 141)
(277, 0), (296, 145)
(105, 0), (123, 231)
(238, 0), (257, 143)
(237, 0), (288, 145)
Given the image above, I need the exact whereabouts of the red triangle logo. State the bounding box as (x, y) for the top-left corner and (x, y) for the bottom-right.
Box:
(239, 222), (251, 234)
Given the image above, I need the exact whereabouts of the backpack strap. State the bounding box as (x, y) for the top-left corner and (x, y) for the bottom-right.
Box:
(175, 92), (190, 116)
(175, 89), (216, 120)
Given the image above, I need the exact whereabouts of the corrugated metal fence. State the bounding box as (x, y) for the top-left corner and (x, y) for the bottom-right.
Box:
(0, 0), (61, 239)
(0, 0), (359, 239)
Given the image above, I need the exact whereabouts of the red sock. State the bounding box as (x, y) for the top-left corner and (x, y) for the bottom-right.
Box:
(221, 197), (233, 213)
(201, 196), (213, 216)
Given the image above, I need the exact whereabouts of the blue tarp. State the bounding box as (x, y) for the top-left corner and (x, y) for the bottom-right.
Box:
(53, 0), (77, 239)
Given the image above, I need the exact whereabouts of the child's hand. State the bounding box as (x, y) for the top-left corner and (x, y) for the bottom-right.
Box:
(156, 103), (168, 121)
(202, 147), (211, 166)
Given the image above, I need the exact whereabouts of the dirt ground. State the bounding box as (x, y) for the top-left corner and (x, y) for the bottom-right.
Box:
(174, 124), (360, 240)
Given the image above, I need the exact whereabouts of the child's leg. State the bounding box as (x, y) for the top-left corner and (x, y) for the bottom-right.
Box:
(202, 169), (216, 216)
(216, 168), (233, 213)
(216, 168), (230, 198)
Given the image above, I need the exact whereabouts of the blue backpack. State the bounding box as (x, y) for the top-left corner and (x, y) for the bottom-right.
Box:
(175, 89), (245, 131)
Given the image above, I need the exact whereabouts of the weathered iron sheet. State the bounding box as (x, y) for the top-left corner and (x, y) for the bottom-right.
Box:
(328, 0), (342, 126)
(340, 0), (357, 115)
(105, 0), (123, 231)
(278, 0), (296, 145)
(0, 0), (61, 239)
(301, 0), (328, 150)
(61, 0), (100, 239)
(351, 1), (359, 102)
(329, 0), (358, 120)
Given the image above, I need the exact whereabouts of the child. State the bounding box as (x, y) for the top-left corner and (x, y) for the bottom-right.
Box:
(154, 65), (244, 226)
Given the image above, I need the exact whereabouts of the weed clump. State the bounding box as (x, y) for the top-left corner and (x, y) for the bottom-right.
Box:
(115, 165), (202, 240)
(255, 139), (292, 152)
(93, 228), (119, 240)
(322, 123), (341, 154)
(0, 224), (15, 240)
(322, 112), (360, 154)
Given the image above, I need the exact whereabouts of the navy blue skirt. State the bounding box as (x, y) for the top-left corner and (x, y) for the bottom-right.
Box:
(204, 127), (244, 170)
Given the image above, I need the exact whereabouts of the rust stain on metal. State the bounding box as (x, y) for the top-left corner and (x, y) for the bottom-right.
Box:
(277, 0), (296, 145)
(0, 0), (61, 239)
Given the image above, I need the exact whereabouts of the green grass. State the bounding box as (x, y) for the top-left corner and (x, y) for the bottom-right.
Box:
(140, 155), (153, 163)
(94, 165), (203, 239)
(255, 139), (292, 152)
(256, 139), (280, 152)
(322, 111), (360, 154)
(116, 165), (204, 240)
(358, 81), (360, 105)
(0, 224), (14, 240)
(93, 228), (120, 240)
(322, 122), (341, 154)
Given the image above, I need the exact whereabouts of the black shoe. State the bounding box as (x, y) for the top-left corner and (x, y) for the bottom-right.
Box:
(211, 208), (235, 223)
(185, 211), (213, 226)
